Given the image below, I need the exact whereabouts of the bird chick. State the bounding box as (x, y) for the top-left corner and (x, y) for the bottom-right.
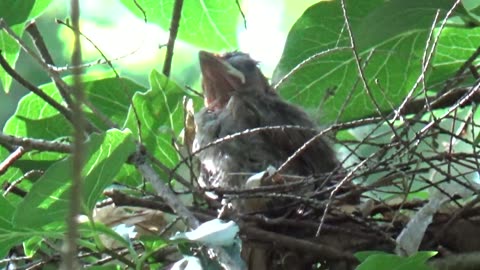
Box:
(194, 51), (339, 213)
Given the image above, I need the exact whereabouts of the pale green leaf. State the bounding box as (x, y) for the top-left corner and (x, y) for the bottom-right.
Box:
(120, 0), (239, 50)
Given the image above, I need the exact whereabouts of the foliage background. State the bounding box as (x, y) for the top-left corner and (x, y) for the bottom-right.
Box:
(1, 0), (480, 269)
(0, 0), (317, 126)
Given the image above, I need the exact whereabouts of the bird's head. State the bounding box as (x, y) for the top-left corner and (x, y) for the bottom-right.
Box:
(199, 51), (271, 110)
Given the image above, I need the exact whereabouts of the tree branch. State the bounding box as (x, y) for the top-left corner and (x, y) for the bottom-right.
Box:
(162, 0), (184, 77)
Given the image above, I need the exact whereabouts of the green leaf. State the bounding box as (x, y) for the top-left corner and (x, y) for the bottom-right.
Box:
(0, 196), (28, 258)
(0, 0), (35, 26)
(0, 25), (22, 93)
(80, 222), (130, 249)
(83, 75), (148, 129)
(3, 75), (145, 180)
(355, 251), (436, 270)
(0, 0), (53, 26)
(4, 74), (147, 137)
(120, 0), (239, 50)
(462, 0), (480, 23)
(86, 266), (123, 270)
(273, 0), (457, 123)
(124, 69), (184, 171)
(13, 129), (136, 229)
(116, 162), (142, 186)
(0, 0), (55, 92)
(428, 27), (480, 88)
(24, 236), (44, 257)
(0, 147), (25, 206)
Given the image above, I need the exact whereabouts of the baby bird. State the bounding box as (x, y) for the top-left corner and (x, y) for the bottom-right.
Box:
(193, 51), (340, 213)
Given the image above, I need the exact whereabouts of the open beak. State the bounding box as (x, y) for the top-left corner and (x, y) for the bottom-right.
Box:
(199, 51), (246, 109)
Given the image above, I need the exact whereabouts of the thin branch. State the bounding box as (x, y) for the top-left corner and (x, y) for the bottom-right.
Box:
(130, 146), (198, 228)
(25, 21), (75, 110)
(441, 45), (480, 93)
(241, 223), (357, 262)
(170, 119), (384, 180)
(392, 0), (462, 121)
(421, 10), (441, 116)
(0, 146), (25, 175)
(51, 56), (130, 72)
(61, 0), (85, 268)
(3, 170), (43, 196)
(339, 0), (401, 149)
(133, 0), (147, 22)
(29, 19), (117, 130)
(400, 87), (480, 116)
(147, 151), (192, 189)
(162, 0), (184, 77)
(0, 51), (74, 123)
(0, 19), (79, 100)
(55, 19), (118, 77)
(235, 0), (247, 29)
(0, 132), (72, 153)
(335, 49), (375, 123)
(273, 47), (351, 89)
(0, 22), (99, 133)
(276, 128), (334, 174)
(55, 19), (118, 129)
(129, 147), (240, 269)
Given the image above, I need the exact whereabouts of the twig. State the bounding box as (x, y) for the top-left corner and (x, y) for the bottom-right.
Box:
(2, 182), (27, 197)
(339, 0), (401, 147)
(0, 132), (72, 153)
(235, 0), (247, 29)
(130, 147), (198, 228)
(61, 0), (85, 268)
(147, 151), (192, 189)
(0, 19), (79, 103)
(335, 49), (376, 123)
(0, 51), (74, 124)
(55, 19), (118, 129)
(55, 19), (117, 77)
(273, 47), (351, 89)
(392, 0), (462, 121)
(162, 0), (184, 77)
(3, 170), (43, 196)
(170, 119), (384, 180)
(276, 127), (333, 174)
(316, 157), (370, 237)
(85, 248), (132, 267)
(133, 0), (147, 22)
(0, 21), (99, 134)
(0, 146), (25, 175)
(51, 56), (128, 72)
(400, 87), (480, 115)
(25, 21), (75, 110)
(129, 147), (240, 269)
(441, 46), (480, 94)
(420, 10), (441, 116)
(241, 224), (357, 262)
(185, 85), (204, 98)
